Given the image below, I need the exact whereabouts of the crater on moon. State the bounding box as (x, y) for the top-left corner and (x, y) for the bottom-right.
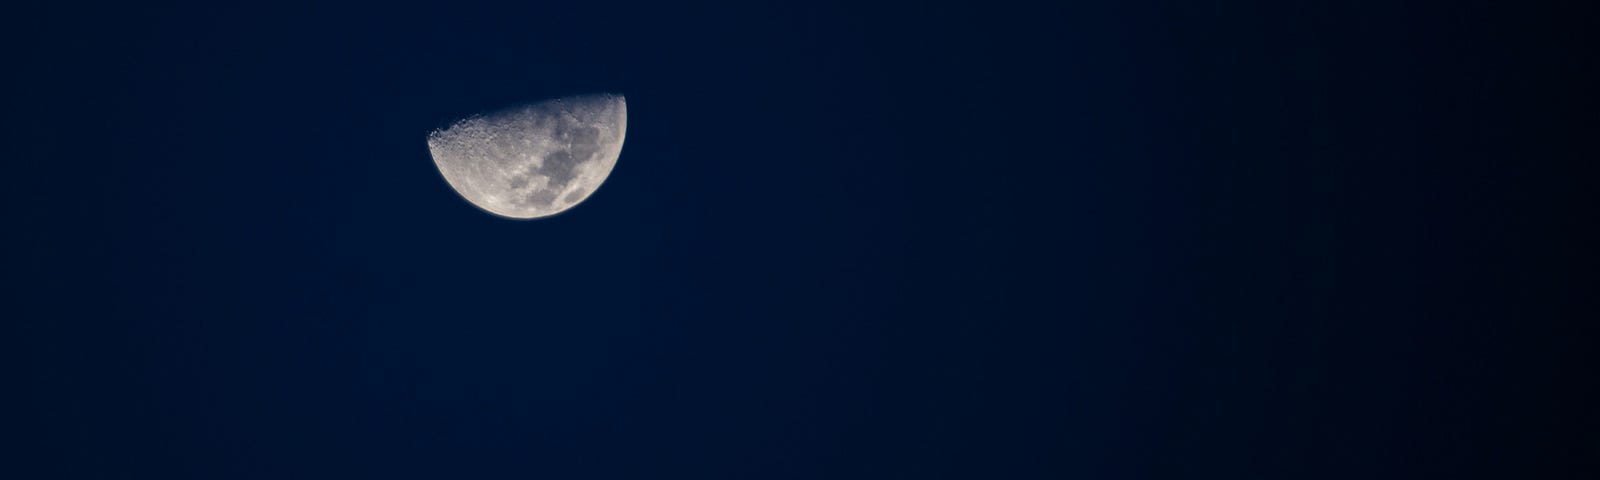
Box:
(427, 93), (626, 219)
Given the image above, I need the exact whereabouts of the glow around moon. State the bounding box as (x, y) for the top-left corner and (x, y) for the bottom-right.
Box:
(427, 94), (626, 219)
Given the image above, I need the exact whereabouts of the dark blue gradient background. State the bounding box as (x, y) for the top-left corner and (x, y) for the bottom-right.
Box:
(4, 1), (1594, 478)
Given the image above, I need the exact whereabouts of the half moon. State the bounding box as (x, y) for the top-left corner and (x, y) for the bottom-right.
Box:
(427, 93), (627, 219)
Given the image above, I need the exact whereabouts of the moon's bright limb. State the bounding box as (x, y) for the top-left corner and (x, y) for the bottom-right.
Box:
(427, 94), (626, 219)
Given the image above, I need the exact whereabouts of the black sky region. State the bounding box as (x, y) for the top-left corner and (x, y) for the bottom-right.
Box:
(4, 1), (1595, 478)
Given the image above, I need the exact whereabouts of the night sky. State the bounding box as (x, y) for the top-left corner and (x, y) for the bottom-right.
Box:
(5, 1), (1595, 478)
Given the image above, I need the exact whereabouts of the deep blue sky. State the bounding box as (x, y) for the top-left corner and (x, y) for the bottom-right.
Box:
(5, 1), (1594, 478)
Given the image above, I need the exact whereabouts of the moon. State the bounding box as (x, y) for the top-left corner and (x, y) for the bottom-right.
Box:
(427, 93), (626, 219)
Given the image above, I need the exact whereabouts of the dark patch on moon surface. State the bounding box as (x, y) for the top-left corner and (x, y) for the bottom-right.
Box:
(563, 187), (588, 204)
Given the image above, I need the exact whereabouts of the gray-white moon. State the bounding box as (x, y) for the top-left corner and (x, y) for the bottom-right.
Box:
(427, 94), (626, 219)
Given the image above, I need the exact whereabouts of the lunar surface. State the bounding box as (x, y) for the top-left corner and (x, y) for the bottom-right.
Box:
(427, 94), (626, 219)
